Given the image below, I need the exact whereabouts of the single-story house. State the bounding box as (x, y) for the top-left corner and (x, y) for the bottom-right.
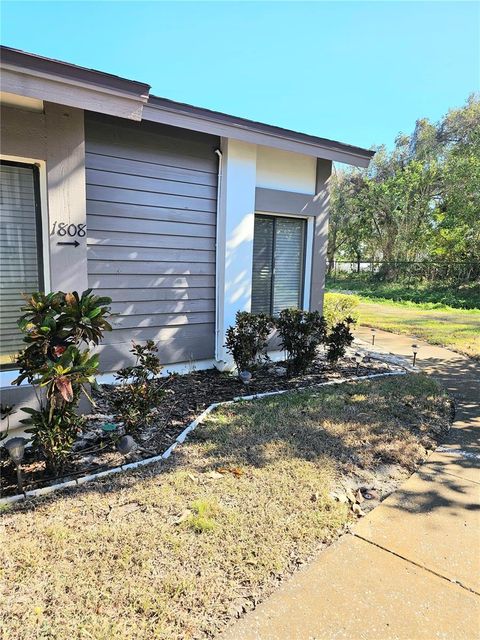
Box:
(0, 46), (374, 430)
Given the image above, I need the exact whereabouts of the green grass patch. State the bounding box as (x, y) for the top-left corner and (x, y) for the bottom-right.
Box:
(187, 499), (218, 533)
(357, 298), (480, 359)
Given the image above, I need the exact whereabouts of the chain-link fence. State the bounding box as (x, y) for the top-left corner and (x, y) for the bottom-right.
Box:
(328, 261), (480, 284)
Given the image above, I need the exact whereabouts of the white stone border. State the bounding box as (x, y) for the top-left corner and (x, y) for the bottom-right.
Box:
(0, 371), (407, 506)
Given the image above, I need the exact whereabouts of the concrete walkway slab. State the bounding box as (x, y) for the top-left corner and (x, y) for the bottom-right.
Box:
(354, 467), (480, 594)
(445, 418), (480, 456)
(220, 535), (480, 640)
(424, 450), (480, 486)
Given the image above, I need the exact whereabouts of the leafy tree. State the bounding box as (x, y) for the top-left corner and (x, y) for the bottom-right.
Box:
(329, 94), (480, 278)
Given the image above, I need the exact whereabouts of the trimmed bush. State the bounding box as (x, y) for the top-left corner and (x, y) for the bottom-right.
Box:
(276, 308), (327, 376)
(323, 292), (360, 328)
(225, 311), (274, 372)
(326, 317), (355, 364)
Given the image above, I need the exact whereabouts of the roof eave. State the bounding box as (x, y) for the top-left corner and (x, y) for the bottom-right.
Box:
(0, 46), (150, 121)
(0, 46), (374, 166)
(144, 96), (374, 168)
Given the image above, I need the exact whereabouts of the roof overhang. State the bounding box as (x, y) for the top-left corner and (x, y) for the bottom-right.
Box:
(0, 46), (150, 121)
(144, 96), (374, 168)
(0, 46), (374, 167)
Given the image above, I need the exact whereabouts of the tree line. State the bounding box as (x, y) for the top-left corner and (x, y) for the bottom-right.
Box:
(328, 94), (480, 278)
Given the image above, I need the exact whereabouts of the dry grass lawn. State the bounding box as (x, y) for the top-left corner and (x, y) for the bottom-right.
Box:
(0, 374), (451, 640)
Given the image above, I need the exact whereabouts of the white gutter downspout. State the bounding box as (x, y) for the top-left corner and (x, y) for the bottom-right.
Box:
(214, 148), (224, 364)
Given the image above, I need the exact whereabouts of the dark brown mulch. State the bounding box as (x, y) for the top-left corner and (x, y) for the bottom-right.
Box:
(0, 355), (393, 497)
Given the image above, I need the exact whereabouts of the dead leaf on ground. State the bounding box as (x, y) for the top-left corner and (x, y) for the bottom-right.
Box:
(345, 489), (357, 504)
(230, 467), (245, 477)
(329, 491), (348, 504)
(355, 489), (364, 504)
(206, 471), (224, 480)
(352, 503), (364, 516)
(107, 502), (141, 521)
(169, 509), (192, 525)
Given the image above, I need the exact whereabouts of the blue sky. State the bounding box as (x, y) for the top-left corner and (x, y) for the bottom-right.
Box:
(1, 1), (478, 150)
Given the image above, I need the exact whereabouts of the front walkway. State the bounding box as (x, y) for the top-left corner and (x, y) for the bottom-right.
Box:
(220, 327), (480, 640)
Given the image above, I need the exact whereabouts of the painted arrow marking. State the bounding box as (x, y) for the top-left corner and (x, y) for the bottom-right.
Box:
(57, 240), (80, 247)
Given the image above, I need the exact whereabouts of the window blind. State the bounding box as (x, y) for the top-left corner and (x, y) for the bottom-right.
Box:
(0, 162), (43, 365)
(272, 218), (305, 314)
(251, 216), (274, 314)
(251, 214), (305, 315)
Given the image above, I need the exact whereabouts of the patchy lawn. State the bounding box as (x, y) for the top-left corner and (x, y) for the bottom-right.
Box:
(1, 374), (451, 640)
(357, 298), (480, 359)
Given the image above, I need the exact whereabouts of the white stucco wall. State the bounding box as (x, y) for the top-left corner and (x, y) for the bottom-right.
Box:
(215, 138), (257, 365)
(256, 145), (317, 194)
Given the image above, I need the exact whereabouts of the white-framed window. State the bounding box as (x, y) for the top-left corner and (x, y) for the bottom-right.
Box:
(251, 214), (306, 315)
(0, 160), (45, 367)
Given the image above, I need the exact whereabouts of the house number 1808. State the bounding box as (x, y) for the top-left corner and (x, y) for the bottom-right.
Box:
(51, 222), (86, 237)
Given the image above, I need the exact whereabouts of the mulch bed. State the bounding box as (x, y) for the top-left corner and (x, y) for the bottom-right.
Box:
(0, 354), (394, 497)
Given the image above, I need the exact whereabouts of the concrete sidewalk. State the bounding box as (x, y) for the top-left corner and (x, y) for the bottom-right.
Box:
(220, 327), (480, 640)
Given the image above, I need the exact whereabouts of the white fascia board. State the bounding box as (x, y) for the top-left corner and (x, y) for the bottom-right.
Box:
(142, 103), (372, 168)
(1, 66), (149, 121)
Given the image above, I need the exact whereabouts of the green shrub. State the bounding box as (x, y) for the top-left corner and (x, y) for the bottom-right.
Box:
(326, 317), (355, 364)
(111, 340), (164, 434)
(225, 311), (274, 372)
(21, 405), (84, 472)
(276, 308), (327, 376)
(323, 292), (360, 328)
(13, 290), (112, 472)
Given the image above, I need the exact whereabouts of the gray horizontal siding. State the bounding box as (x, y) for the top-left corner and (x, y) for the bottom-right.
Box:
(87, 199), (216, 226)
(95, 324), (214, 370)
(94, 287), (214, 302)
(85, 113), (219, 367)
(88, 260), (215, 276)
(89, 274), (215, 290)
(88, 184), (216, 212)
(86, 152), (217, 186)
(87, 245), (215, 263)
(87, 168), (216, 199)
(89, 230), (214, 251)
(110, 299), (214, 316)
(87, 214), (215, 237)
